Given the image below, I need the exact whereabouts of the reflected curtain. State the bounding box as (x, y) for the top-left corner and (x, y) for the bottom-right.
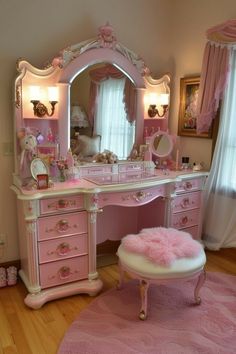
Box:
(88, 64), (136, 127)
(94, 77), (135, 160)
(197, 19), (236, 133)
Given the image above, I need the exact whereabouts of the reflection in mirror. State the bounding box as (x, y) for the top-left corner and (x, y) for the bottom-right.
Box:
(150, 131), (173, 158)
(70, 63), (136, 161)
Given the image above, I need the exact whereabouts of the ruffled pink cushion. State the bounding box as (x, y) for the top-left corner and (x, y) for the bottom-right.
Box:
(121, 227), (202, 267)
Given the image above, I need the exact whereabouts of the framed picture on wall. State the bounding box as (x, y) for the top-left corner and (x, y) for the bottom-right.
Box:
(178, 76), (212, 138)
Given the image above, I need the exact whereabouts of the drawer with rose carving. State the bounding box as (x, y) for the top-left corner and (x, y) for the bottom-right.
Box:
(40, 195), (84, 215)
(171, 209), (200, 230)
(38, 211), (87, 241)
(98, 185), (166, 208)
(174, 178), (203, 194)
(39, 255), (88, 289)
(38, 233), (88, 263)
(171, 191), (201, 213)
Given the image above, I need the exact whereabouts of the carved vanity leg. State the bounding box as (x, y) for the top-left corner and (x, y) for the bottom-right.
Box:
(139, 279), (150, 320)
(194, 269), (206, 304)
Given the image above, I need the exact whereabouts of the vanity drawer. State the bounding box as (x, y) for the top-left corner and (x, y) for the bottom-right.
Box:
(174, 178), (202, 194)
(98, 185), (166, 207)
(80, 165), (113, 176)
(118, 162), (144, 173)
(38, 233), (88, 263)
(39, 255), (88, 289)
(38, 211), (87, 241)
(172, 191), (201, 213)
(40, 195), (84, 215)
(171, 209), (200, 229)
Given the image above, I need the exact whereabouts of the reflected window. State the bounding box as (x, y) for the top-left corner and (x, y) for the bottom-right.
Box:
(94, 77), (135, 159)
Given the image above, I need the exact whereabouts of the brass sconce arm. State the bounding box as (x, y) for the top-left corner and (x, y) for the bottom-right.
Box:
(31, 100), (58, 118)
(148, 104), (168, 118)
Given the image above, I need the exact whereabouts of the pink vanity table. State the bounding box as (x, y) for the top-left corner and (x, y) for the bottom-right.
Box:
(12, 168), (207, 309)
(12, 24), (207, 308)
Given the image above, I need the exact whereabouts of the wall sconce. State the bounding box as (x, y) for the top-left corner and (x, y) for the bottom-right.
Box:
(29, 86), (58, 117)
(148, 93), (169, 118)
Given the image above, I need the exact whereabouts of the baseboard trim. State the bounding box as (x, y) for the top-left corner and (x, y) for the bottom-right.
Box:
(0, 259), (20, 270)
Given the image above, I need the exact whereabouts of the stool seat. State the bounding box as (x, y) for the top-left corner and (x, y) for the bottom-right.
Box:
(116, 227), (206, 320)
(117, 244), (206, 279)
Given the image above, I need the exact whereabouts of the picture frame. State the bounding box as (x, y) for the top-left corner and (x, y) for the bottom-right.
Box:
(37, 174), (49, 190)
(178, 76), (212, 138)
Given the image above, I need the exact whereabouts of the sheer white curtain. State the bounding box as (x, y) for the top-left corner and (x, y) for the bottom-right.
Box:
(94, 77), (135, 160)
(202, 46), (236, 249)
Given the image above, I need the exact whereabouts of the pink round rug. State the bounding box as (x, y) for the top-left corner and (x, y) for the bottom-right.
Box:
(57, 272), (236, 354)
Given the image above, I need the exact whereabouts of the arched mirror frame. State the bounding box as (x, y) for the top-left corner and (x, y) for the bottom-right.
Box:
(57, 47), (147, 157)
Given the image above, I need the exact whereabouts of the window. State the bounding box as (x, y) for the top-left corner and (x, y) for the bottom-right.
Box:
(94, 77), (135, 160)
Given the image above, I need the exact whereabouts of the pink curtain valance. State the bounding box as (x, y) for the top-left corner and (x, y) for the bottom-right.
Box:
(207, 19), (236, 44)
(197, 19), (236, 133)
(88, 64), (136, 127)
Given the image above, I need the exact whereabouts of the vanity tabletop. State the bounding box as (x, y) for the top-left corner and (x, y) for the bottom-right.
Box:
(11, 169), (208, 200)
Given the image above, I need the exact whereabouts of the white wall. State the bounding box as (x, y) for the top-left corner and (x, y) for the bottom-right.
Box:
(1, 0), (236, 262)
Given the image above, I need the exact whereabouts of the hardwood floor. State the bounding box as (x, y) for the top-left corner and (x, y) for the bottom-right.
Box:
(0, 248), (235, 354)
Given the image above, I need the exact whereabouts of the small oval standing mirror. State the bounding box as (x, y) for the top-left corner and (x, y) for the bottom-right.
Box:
(30, 158), (49, 180)
(150, 131), (173, 158)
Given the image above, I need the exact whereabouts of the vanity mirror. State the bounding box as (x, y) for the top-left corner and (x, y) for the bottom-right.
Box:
(150, 130), (173, 158)
(70, 63), (136, 160)
(13, 23), (170, 184)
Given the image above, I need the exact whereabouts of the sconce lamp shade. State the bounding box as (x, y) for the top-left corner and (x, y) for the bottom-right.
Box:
(159, 93), (169, 105)
(71, 105), (89, 128)
(29, 86), (41, 101)
(48, 87), (59, 102)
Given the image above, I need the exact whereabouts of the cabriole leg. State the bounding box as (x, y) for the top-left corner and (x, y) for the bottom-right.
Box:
(194, 269), (206, 304)
(117, 260), (125, 290)
(139, 279), (150, 320)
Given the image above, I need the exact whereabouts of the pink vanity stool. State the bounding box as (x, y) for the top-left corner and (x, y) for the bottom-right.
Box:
(117, 227), (206, 320)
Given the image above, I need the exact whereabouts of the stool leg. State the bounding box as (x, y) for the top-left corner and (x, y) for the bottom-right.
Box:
(194, 269), (206, 304)
(116, 260), (125, 290)
(139, 279), (150, 320)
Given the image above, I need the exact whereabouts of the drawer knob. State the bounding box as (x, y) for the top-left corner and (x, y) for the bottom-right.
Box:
(58, 266), (78, 279)
(47, 242), (78, 256)
(58, 266), (71, 279)
(134, 191), (150, 202)
(180, 216), (188, 226)
(56, 219), (69, 232)
(184, 182), (193, 190)
(180, 198), (190, 208)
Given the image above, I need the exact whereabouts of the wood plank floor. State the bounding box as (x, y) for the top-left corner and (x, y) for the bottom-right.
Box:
(0, 248), (235, 354)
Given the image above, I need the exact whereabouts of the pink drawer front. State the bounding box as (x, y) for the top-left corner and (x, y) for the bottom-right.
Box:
(171, 209), (200, 229)
(38, 234), (88, 263)
(98, 185), (166, 207)
(39, 255), (88, 289)
(38, 211), (87, 241)
(40, 195), (84, 215)
(172, 191), (201, 213)
(174, 178), (202, 194)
